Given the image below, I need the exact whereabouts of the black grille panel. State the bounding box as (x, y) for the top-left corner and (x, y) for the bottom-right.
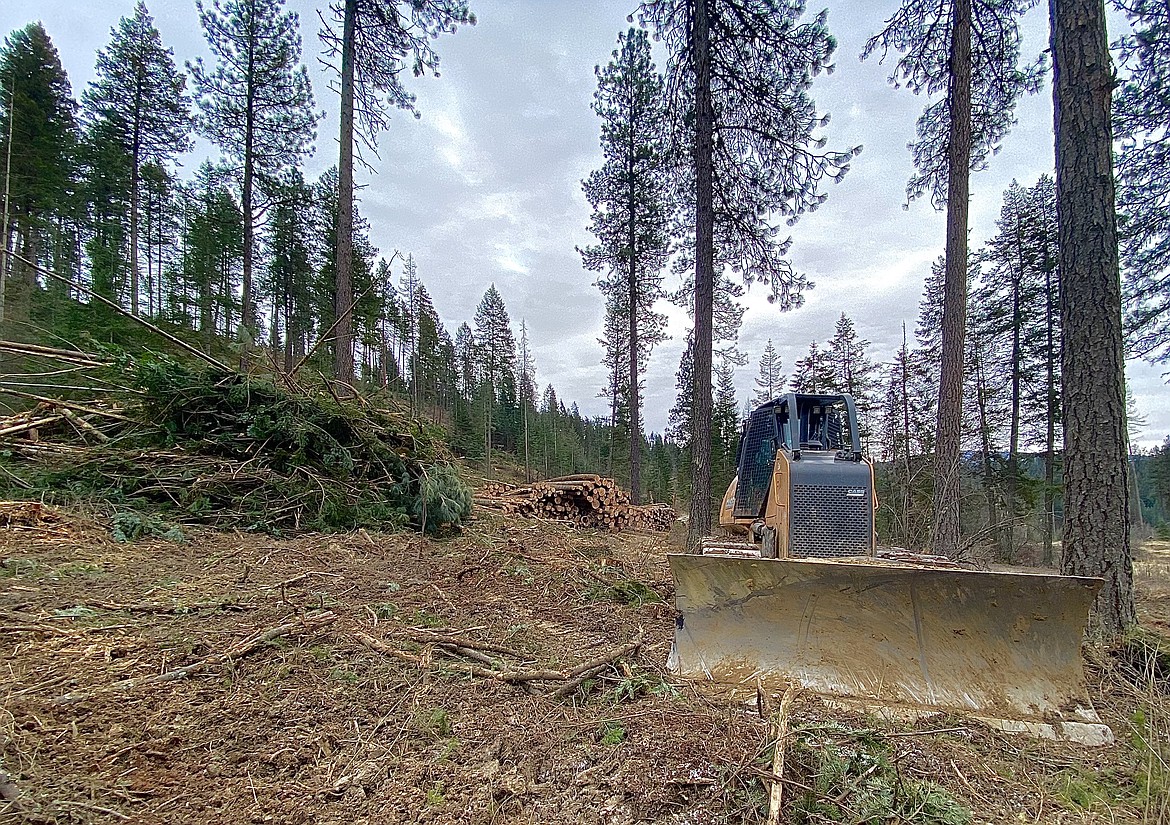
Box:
(790, 484), (871, 558)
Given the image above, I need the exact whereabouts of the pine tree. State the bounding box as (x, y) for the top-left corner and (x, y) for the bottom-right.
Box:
(0, 22), (78, 319)
(517, 319), (537, 482)
(638, 0), (858, 548)
(191, 0), (319, 354)
(790, 341), (833, 394)
(83, 1), (191, 317)
(263, 171), (316, 369)
(581, 27), (672, 503)
(825, 313), (880, 441)
(1050, 0), (1134, 635)
(711, 356), (741, 513)
(864, 0), (1043, 559)
(753, 339), (784, 405)
(472, 284), (516, 476)
(970, 177), (1060, 559)
(1115, 0), (1170, 367)
(400, 253), (421, 411)
(318, 0), (474, 383)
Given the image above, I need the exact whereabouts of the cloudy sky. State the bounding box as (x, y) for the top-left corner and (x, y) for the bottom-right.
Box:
(3, 0), (1167, 446)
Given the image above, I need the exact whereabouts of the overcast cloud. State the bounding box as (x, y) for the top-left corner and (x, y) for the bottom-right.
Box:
(3, 0), (1166, 446)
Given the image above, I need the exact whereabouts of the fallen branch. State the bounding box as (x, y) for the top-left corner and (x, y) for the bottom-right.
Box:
(353, 627), (646, 692)
(353, 630), (562, 682)
(66, 599), (258, 614)
(53, 610), (335, 704)
(767, 685), (799, 825)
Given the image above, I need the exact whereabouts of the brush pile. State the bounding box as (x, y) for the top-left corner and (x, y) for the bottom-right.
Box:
(473, 474), (676, 532)
(0, 354), (471, 534)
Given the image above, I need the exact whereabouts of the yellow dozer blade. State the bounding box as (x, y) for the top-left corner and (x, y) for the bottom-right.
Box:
(669, 554), (1103, 726)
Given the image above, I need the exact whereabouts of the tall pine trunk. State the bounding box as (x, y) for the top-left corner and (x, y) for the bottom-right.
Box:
(973, 343), (1000, 545)
(687, 0), (715, 551)
(130, 137), (141, 316)
(1006, 245), (1023, 562)
(333, 0), (358, 384)
(628, 165), (642, 504)
(1043, 263), (1057, 566)
(930, 0), (973, 559)
(240, 27), (256, 369)
(1050, 0), (1134, 635)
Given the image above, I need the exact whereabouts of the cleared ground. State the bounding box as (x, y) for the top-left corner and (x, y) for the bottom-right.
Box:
(1, 506), (1167, 824)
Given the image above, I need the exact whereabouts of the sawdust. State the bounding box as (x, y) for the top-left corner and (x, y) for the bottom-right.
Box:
(0, 508), (1164, 824)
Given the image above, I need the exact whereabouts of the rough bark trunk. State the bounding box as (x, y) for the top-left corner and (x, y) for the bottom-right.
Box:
(1049, 0), (1135, 636)
(628, 159), (642, 505)
(687, 0), (714, 551)
(1006, 247), (1023, 562)
(333, 0), (358, 384)
(930, 0), (973, 560)
(240, 28), (257, 370)
(130, 143), (141, 317)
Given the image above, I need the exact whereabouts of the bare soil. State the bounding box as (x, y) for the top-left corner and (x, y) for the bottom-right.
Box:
(1, 506), (1166, 824)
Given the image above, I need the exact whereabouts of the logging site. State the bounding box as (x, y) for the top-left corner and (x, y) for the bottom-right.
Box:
(3, 0), (1170, 823)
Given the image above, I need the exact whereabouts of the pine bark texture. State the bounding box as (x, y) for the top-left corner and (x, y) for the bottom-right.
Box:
(687, 0), (714, 551)
(930, 0), (973, 560)
(1049, 0), (1135, 635)
(333, 0), (357, 384)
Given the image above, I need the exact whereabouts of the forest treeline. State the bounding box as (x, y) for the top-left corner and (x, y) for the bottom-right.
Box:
(2, 1), (1170, 626)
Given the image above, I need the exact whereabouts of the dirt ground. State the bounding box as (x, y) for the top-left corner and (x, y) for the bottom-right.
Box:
(1, 506), (1167, 824)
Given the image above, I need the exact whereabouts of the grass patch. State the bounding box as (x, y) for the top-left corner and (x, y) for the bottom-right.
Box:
(584, 570), (662, 608)
(415, 707), (452, 739)
(408, 609), (444, 628)
(598, 721), (626, 746)
(787, 722), (971, 825)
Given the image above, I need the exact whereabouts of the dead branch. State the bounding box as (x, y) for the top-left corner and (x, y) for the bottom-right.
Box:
(766, 685), (798, 825)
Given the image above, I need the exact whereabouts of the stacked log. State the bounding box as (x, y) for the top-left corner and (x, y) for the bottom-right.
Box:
(473, 474), (676, 532)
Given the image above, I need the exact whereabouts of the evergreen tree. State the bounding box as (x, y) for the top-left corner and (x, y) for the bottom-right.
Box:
(263, 171), (317, 369)
(1050, 0), (1134, 635)
(970, 177), (1059, 559)
(711, 356), (741, 513)
(78, 118), (131, 303)
(638, 0), (858, 548)
(177, 162), (243, 350)
(824, 312), (880, 440)
(874, 326), (936, 549)
(83, 1), (192, 317)
(581, 27), (672, 504)
(191, 0), (319, 352)
(318, 0), (474, 383)
(0, 22), (78, 318)
(400, 253), (421, 410)
(864, 0), (1043, 559)
(753, 339), (784, 405)
(518, 319), (537, 482)
(472, 284), (516, 476)
(668, 333), (695, 499)
(790, 341), (833, 394)
(1115, 0), (1170, 367)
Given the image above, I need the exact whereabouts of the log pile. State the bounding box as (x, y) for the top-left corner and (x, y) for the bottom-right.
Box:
(473, 474), (676, 532)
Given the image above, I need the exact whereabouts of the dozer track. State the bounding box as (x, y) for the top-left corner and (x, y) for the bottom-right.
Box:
(669, 553), (1103, 726)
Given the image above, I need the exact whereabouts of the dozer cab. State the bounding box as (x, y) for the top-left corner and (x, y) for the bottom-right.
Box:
(668, 393), (1110, 741)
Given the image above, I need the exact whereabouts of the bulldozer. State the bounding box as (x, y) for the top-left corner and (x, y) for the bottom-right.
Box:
(668, 392), (1109, 741)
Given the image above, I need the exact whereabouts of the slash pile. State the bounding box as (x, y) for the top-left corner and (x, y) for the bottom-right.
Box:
(473, 474), (676, 532)
(0, 354), (471, 534)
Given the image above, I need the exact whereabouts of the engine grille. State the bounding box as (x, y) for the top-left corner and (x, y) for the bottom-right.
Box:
(790, 484), (871, 558)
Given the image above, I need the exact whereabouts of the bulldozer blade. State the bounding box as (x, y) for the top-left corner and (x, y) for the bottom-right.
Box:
(669, 554), (1103, 723)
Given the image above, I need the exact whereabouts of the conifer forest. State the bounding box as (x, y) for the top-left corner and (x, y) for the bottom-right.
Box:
(3, 1), (1170, 823)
